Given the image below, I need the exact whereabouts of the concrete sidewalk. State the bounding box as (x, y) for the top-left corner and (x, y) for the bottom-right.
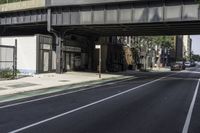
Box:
(0, 72), (131, 98)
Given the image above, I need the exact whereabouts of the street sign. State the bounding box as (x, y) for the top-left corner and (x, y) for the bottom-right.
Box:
(95, 45), (101, 49)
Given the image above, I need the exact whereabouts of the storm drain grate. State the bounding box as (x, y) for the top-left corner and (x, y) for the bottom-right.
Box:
(59, 80), (69, 82)
(0, 87), (7, 90)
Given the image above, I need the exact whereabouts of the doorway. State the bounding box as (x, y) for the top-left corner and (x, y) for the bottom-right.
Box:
(64, 52), (82, 71)
(43, 51), (50, 72)
(66, 53), (70, 71)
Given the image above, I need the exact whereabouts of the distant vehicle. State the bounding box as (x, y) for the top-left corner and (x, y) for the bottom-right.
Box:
(177, 61), (186, 70)
(185, 61), (191, 67)
(184, 61), (196, 67)
(190, 61), (196, 67)
(196, 61), (200, 65)
(171, 62), (185, 71)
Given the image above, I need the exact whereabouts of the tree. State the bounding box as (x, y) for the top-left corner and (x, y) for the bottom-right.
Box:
(152, 36), (175, 67)
(130, 36), (175, 70)
(152, 36), (174, 49)
(196, 0), (200, 3)
(192, 54), (200, 61)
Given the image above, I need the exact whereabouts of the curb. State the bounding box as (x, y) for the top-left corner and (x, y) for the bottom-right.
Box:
(0, 76), (133, 104)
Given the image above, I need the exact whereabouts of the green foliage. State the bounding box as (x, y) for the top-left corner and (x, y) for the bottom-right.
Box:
(0, 0), (29, 5)
(151, 36), (174, 48)
(0, 0), (7, 4)
(0, 69), (18, 79)
(192, 54), (200, 61)
(196, 0), (200, 3)
(131, 36), (175, 50)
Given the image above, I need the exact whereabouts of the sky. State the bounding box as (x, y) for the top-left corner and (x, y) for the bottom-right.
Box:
(191, 35), (200, 55)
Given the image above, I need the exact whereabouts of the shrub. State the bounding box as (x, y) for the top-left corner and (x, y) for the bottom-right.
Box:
(0, 69), (16, 79)
(0, 0), (29, 5)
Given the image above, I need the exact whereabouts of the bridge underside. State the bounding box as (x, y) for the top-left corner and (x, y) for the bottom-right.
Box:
(0, 24), (47, 36)
(1, 0), (200, 36)
(2, 20), (200, 37)
(54, 21), (200, 36)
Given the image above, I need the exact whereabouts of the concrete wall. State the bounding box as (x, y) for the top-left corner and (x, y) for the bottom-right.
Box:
(0, 36), (37, 74)
(0, 0), (45, 12)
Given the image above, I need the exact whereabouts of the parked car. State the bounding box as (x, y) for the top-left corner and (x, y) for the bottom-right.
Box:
(171, 62), (185, 71)
(184, 61), (196, 67)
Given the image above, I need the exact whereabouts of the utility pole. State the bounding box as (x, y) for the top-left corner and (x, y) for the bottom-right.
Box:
(14, 39), (17, 78)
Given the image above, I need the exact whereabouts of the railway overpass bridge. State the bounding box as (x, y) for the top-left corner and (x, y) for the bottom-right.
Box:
(0, 0), (199, 72)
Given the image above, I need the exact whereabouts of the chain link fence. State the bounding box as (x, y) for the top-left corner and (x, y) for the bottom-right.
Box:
(0, 45), (17, 79)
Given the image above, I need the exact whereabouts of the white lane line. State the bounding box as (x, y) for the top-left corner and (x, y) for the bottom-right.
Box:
(9, 74), (175, 133)
(0, 77), (135, 109)
(181, 71), (200, 74)
(182, 79), (200, 133)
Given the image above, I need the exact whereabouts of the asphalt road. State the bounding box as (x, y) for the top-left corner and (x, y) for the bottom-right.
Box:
(0, 66), (200, 133)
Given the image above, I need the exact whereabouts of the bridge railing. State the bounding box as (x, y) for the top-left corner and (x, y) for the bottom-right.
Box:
(0, 0), (45, 12)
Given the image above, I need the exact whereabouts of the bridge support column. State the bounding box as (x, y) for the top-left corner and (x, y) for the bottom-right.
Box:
(55, 33), (64, 74)
(47, 8), (64, 74)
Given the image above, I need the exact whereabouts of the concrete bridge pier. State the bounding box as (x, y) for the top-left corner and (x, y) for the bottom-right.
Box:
(55, 32), (64, 74)
(47, 8), (65, 74)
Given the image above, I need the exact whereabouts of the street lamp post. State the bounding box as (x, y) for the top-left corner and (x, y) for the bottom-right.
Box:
(95, 44), (101, 78)
(99, 46), (102, 78)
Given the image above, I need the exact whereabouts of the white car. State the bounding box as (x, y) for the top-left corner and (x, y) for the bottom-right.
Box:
(184, 62), (191, 67)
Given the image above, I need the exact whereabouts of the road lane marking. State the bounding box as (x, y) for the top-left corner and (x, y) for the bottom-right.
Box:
(182, 79), (200, 133)
(0, 77), (136, 109)
(9, 74), (177, 133)
(181, 71), (200, 74)
(163, 77), (199, 81)
(0, 72), (177, 109)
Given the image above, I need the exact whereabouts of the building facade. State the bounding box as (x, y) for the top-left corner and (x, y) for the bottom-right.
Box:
(176, 35), (192, 61)
(0, 34), (54, 75)
(94, 36), (128, 72)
